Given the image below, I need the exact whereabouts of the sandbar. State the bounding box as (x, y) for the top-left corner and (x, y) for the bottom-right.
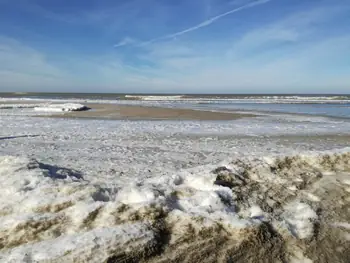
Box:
(42, 103), (256, 120)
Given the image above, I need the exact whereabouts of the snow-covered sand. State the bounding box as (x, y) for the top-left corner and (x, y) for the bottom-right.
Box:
(0, 101), (350, 262)
(0, 150), (349, 262)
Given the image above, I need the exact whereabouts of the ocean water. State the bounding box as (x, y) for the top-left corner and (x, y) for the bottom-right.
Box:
(2, 92), (349, 100)
(195, 102), (350, 119)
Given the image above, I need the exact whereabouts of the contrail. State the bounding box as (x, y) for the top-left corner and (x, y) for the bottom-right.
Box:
(141, 0), (271, 46)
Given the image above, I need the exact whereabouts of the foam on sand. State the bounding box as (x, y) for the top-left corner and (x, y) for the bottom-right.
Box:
(0, 104), (39, 109)
(0, 149), (349, 262)
(34, 103), (89, 112)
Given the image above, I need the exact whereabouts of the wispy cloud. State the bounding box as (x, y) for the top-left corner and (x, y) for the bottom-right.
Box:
(226, 4), (348, 58)
(113, 37), (135, 48)
(0, 37), (63, 78)
(0, 36), (76, 90)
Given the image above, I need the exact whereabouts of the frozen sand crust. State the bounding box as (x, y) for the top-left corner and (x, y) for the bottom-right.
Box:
(2, 114), (350, 187)
(0, 150), (350, 262)
(3, 225), (155, 263)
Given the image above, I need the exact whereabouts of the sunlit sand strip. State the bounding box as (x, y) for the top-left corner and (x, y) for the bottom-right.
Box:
(41, 103), (257, 121)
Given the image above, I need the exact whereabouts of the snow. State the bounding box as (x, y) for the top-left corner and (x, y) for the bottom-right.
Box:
(249, 205), (264, 219)
(282, 202), (318, 239)
(34, 103), (89, 112)
(116, 187), (157, 205)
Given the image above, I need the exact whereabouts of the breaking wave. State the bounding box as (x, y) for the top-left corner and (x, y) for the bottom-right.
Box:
(2, 95), (349, 107)
(124, 95), (185, 101)
(122, 95), (350, 104)
(0, 149), (350, 262)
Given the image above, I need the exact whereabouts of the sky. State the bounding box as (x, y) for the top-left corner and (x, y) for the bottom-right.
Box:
(0, 0), (350, 93)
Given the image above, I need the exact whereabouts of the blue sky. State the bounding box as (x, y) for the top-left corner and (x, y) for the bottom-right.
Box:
(0, 0), (349, 93)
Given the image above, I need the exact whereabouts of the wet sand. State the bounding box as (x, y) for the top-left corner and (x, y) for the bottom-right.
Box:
(43, 103), (256, 120)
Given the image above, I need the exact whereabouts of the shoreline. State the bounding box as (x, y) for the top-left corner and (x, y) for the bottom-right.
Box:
(1, 99), (349, 121)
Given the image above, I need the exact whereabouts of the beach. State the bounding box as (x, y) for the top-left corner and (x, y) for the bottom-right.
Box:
(0, 94), (350, 262)
(0, 100), (256, 120)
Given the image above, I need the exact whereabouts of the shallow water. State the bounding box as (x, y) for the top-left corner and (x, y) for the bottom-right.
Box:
(196, 102), (350, 119)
